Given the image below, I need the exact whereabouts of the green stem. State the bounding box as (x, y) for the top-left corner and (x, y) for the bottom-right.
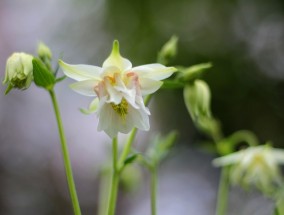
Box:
(215, 166), (230, 215)
(117, 128), (137, 171)
(150, 166), (158, 215)
(49, 89), (81, 215)
(107, 137), (119, 215)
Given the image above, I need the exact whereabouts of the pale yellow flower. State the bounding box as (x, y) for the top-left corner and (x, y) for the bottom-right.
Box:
(59, 41), (176, 137)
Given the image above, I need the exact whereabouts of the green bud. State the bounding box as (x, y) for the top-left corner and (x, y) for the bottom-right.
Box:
(120, 165), (142, 192)
(157, 36), (178, 65)
(37, 42), (52, 60)
(3, 52), (34, 95)
(183, 80), (212, 121)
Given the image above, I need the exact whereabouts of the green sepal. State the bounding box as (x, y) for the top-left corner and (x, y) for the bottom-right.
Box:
(55, 75), (67, 83)
(177, 62), (212, 82)
(4, 84), (13, 95)
(32, 58), (55, 90)
(161, 80), (185, 89)
(124, 154), (138, 166)
(79, 108), (93, 115)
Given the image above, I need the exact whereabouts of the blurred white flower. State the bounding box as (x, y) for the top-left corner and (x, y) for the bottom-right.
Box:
(213, 145), (284, 191)
(59, 40), (176, 138)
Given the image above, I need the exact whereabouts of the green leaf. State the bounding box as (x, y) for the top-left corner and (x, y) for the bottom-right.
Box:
(124, 154), (138, 165)
(32, 58), (55, 90)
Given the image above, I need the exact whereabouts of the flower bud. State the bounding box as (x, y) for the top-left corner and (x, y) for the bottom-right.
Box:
(157, 36), (178, 65)
(37, 42), (52, 60)
(3, 52), (34, 94)
(183, 79), (212, 121)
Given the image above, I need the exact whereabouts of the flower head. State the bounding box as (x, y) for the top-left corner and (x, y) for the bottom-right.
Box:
(59, 40), (176, 137)
(3, 52), (34, 95)
(213, 145), (284, 191)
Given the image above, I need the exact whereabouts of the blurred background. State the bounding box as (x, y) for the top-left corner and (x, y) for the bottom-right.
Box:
(1, 0), (284, 214)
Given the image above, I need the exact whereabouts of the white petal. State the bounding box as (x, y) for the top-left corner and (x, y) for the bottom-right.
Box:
(102, 41), (132, 71)
(139, 77), (163, 95)
(59, 60), (102, 81)
(212, 152), (242, 167)
(127, 105), (150, 131)
(69, 80), (98, 96)
(97, 103), (119, 138)
(132, 63), (177, 81)
(272, 149), (284, 164)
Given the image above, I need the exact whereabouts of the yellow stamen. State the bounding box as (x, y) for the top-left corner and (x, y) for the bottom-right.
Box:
(111, 98), (128, 120)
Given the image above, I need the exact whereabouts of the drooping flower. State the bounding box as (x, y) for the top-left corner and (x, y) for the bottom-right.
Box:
(3, 52), (34, 95)
(213, 145), (284, 191)
(59, 40), (176, 137)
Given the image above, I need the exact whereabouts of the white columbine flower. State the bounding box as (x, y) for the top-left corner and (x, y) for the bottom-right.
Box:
(213, 145), (284, 191)
(59, 40), (176, 138)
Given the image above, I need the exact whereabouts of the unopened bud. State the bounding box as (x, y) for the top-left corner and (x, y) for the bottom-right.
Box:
(158, 36), (178, 65)
(183, 79), (211, 121)
(3, 52), (33, 95)
(37, 42), (52, 60)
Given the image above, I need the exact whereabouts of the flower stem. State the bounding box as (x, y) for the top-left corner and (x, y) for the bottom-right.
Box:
(49, 89), (81, 215)
(215, 166), (230, 215)
(107, 137), (119, 215)
(150, 166), (158, 215)
(117, 128), (137, 171)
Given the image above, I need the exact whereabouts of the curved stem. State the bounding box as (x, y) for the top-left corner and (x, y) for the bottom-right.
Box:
(107, 137), (119, 215)
(215, 166), (230, 215)
(150, 166), (158, 215)
(49, 89), (81, 215)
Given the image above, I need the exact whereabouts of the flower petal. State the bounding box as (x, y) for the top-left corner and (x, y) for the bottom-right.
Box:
(139, 77), (163, 95)
(132, 63), (177, 81)
(69, 80), (99, 96)
(102, 40), (132, 71)
(59, 60), (102, 81)
(97, 101), (123, 138)
(212, 152), (242, 167)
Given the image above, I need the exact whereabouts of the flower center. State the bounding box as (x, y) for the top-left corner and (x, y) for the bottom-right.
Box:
(111, 98), (128, 119)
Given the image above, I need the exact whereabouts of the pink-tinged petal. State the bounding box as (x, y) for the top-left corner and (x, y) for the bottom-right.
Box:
(139, 77), (163, 95)
(69, 80), (99, 96)
(104, 77), (123, 104)
(132, 63), (177, 81)
(59, 60), (102, 81)
(102, 40), (132, 71)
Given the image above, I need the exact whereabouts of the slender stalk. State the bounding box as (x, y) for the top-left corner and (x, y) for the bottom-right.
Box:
(215, 166), (230, 215)
(49, 89), (81, 215)
(107, 137), (119, 215)
(117, 128), (137, 171)
(150, 166), (158, 215)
